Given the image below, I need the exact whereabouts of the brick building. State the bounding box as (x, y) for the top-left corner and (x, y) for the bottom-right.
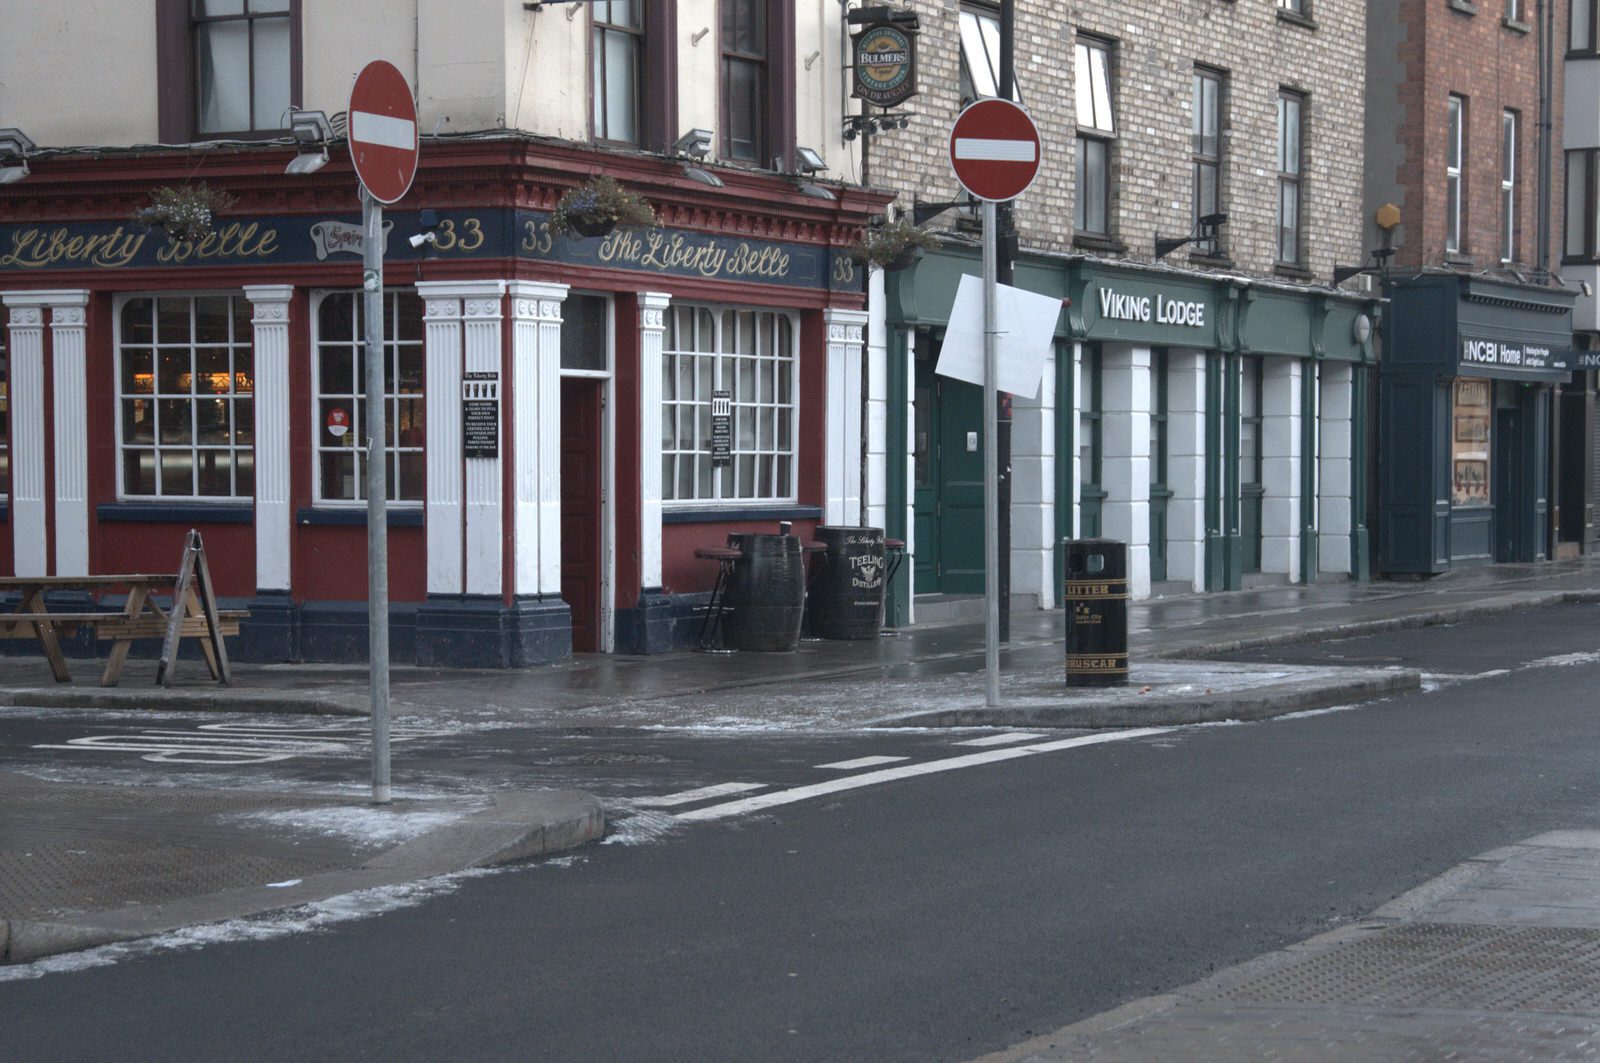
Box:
(1367, 0), (1583, 573)
(860, 0), (1380, 621)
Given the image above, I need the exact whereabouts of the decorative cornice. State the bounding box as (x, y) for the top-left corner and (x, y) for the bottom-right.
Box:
(51, 306), (86, 328)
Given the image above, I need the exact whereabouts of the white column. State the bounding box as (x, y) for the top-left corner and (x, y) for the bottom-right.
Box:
(1101, 343), (1152, 600)
(1011, 350), (1055, 607)
(244, 285), (293, 592)
(1261, 358), (1303, 579)
(416, 282), (464, 596)
(638, 292), (671, 589)
(1166, 350), (1208, 591)
(1319, 361), (1355, 575)
(902, 329), (918, 625)
(47, 293), (90, 576)
(1068, 342), (1083, 541)
(865, 269), (889, 532)
(460, 283), (506, 597)
(508, 281), (568, 598)
(823, 309), (868, 526)
(2, 295), (47, 576)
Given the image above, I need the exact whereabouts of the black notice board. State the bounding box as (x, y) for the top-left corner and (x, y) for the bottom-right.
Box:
(463, 371), (499, 459)
(711, 390), (732, 468)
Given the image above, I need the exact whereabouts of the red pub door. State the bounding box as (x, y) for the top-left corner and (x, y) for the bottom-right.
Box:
(560, 378), (603, 652)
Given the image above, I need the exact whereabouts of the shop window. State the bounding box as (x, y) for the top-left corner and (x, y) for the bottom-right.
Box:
(0, 330), (8, 499)
(1192, 68), (1225, 256)
(1566, 148), (1599, 261)
(157, 1), (302, 141)
(593, 1), (642, 145)
(958, 5), (1021, 102)
(1501, 110), (1518, 263)
(1074, 36), (1116, 236)
(1574, 0), (1598, 52)
(311, 291), (425, 505)
(1447, 94), (1465, 253)
(1240, 357), (1264, 573)
(661, 305), (796, 504)
(117, 295), (256, 500)
(1277, 90), (1306, 265)
(1452, 378), (1492, 505)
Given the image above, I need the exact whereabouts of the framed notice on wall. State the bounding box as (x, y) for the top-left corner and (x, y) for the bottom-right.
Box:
(1450, 377), (1490, 505)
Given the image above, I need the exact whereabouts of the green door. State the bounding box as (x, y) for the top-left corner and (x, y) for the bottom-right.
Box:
(912, 355), (986, 595)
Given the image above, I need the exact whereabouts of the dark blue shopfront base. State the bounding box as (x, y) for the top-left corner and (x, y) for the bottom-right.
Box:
(614, 590), (719, 655)
(414, 595), (572, 669)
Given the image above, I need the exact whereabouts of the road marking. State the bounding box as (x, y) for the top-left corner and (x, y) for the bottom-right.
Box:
(953, 732), (1047, 747)
(676, 728), (1173, 823)
(816, 755), (909, 770)
(635, 782), (768, 808)
(33, 723), (445, 765)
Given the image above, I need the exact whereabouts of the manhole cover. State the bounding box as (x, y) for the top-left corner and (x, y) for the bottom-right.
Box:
(1201, 923), (1600, 1014)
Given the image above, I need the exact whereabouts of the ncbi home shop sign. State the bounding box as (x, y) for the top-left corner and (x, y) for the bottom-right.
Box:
(852, 20), (918, 108)
(1460, 334), (1568, 374)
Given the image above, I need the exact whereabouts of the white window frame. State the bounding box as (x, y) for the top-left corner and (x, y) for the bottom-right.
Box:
(1277, 90), (1305, 265)
(1501, 110), (1517, 263)
(958, 6), (1020, 102)
(1277, 0), (1308, 13)
(592, 0), (642, 145)
(1074, 35), (1116, 236)
(309, 289), (426, 507)
(1447, 95), (1464, 253)
(114, 292), (256, 502)
(661, 303), (798, 507)
(1193, 67), (1224, 255)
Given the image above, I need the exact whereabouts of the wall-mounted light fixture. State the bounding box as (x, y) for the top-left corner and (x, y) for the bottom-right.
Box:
(672, 127), (722, 186)
(1333, 203), (1401, 284)
(0, 128), (36, 185)
(794, 146), (827, 175)
(285, 109), (334, 175)
(1155, 212), (1228, 259)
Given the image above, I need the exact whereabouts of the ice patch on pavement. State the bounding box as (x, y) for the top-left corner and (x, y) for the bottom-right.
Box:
(222, 804), (482, 846)
(0, 868), (499, 983)
(1524, 651), (1600, 670)
(601, 806), (683, 846)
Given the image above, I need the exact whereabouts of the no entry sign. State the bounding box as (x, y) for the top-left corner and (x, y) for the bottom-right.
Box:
(348, 60), (418, 205)
(948, 98), (1041, 203)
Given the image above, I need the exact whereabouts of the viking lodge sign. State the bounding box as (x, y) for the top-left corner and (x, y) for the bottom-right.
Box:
(851, 20), (918, 108)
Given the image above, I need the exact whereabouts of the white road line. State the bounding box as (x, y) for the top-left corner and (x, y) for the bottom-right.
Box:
(676, 728), (1173, 823)
(953, 732), (1048, 747)
(816, 755), (909, 770)
(635, 782), (768, 808)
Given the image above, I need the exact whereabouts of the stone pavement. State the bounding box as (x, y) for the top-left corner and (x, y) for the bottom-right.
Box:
(978, 829), (1600, 1061)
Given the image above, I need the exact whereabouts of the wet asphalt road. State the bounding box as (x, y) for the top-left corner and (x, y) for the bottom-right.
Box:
(4, 605), (1600, 1061)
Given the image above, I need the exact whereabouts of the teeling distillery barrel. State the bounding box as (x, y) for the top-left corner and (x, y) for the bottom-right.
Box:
(1063, 538), (1129, 687)
(810, 526), (886, 640)
(723, 533), (806, 652)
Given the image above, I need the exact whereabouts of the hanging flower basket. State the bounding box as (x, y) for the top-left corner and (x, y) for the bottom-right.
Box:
(550, 175), (657, 238)
(848, 218), (939, 272)
(130, 182), (238, 244)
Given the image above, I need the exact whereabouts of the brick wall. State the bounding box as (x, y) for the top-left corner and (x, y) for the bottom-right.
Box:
(863, 0), (1368, 285)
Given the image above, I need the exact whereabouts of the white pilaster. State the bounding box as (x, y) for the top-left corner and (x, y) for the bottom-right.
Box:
(1101, 343), (1152, 600)
(461, 283), (506, 597)
(1167, 350), (1208, 591)
(47, 294), (90, 576)
(638, 292), (671, 589)
(1261, 358), (1303, 580)
(416, 282), (464, 596)
(1069, 342), (1083, 541)
(823, 308), (868, 526)
(1318, 361), (1355, 575)
(508, 281), (568, 598)
(902, 329), (918, 625)
(1011, 348), (1055, 607)
(244, 285), (293, 592)
(865, 268), (889, 532)
(2, 296), (47, 576)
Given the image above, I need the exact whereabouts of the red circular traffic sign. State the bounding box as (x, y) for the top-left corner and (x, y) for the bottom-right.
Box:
(948, 98), (1041, 203)
(348, 60), (418, 205)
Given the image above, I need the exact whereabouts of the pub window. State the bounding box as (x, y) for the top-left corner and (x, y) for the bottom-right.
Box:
(1452, 378), (1491, 506)
(117, 295), (255, 500)
(1193, 67), (1225, 255)
(661, 305), (797, 504)
(1446, 94), (1465, 253)
(1277, 89), (1306, 264)
(1501, 110), (1518, 263)
(1573, 0), (1598, 52)
(593, 1), (642, 145)
(1074, 35), (1116, 236)
(1566, 148), (1599, 261)
(0, 328), (8, 499)
(157, 1), (302, 141)
(561, 294), (611, 373)
(958, 5), (1021, 102)
(721, 0), (767, 164)
(311, 291), (425, 505)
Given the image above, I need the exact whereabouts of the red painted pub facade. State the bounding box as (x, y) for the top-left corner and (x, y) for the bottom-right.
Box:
(0, 138), (886, 665)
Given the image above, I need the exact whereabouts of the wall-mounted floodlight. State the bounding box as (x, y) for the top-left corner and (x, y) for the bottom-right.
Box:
(797, 183), (836, 201)
(683, 165), (724, 188)
(285, 109), (334, 175)
(672, 127), (714, 160)
(1155, 211), (1229, 259)
(794, 146), (827, 174)
(0, 128), (36, 185)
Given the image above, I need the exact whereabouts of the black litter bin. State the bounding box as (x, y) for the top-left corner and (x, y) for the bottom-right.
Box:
(1063, 538), (1129, 686)
(809, 526), (887, 640)
(722, 533), (806, 651)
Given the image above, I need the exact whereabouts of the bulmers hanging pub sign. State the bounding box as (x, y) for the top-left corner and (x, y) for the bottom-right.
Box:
(851, 15), (918, 109)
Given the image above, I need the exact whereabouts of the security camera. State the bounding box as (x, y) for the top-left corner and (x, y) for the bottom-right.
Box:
(409, 231), (437, 250)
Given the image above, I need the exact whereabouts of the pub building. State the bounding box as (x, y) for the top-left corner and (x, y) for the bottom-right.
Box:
(1378, 273), (1578, 572)
(882, 248), (1381, 615)
(0, 139), (887, 666)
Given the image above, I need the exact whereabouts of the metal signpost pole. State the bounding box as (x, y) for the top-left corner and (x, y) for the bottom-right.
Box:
(982, 198), (1000, 708)
(362, 189), (392, 804)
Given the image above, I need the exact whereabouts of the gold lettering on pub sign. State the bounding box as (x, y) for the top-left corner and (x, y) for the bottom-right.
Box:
(154, 222), (278, 264)
(598, 229), (792, 280)
(0, 221), (279, 269)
